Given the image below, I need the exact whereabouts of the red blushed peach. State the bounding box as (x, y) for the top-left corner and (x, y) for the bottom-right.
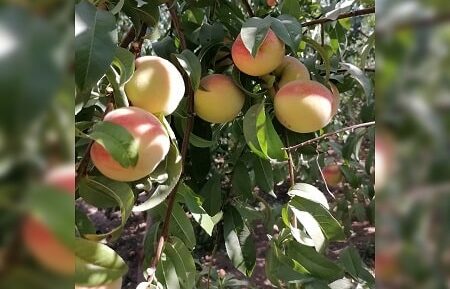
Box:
(231, 29), (285, 76)
(22, 217), (74, 275)
(194, 74), (245, 123)
(125, 56), (185, 116)
(322, 164), (343, 187)
(274, 80), (334, 133)
(266, 0), (278, 7)
(45, 164), (75, 193)
(329, 82), (340, 118)
(90, 107), (170, 182)
(375, 131), (395, 191)
(274, 56), (310, 88)
(75, 278), (122, 289)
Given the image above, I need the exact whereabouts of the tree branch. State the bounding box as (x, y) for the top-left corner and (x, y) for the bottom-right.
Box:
(146, 0), (195, 281)
(302, 7), (375, 27)
(283, 121), (375, 151)
(240, 0), (255, 17)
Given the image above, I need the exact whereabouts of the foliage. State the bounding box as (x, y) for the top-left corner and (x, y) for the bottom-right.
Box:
(74, 0), (375, 288)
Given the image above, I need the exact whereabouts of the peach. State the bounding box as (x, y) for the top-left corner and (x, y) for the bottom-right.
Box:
(329, 82), (340, 117)
(266, 0), (278, 7)
(375, 131), (395, 191)
(45, 164), (75, 193)
(125, 56), (185, 116)
(22, 165), (75, 276)
(274, 56), (310, 88)
(231, 29), (285, 76)
(322, 164), (343, 187)
(75, 278), (122, 289)
(194, 74), (245, 123)
(22, 216), (74, 275)
(90, 107), (170, 182)
(274, 80), (334, 133)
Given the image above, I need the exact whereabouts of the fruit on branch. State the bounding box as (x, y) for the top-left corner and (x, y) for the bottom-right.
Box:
(22, 165), (75, 276)
(329, 82), (340, 117)
(125, 56), (185, 116)
(266, 0), (278, 7)
(274, 56), (310, 88)
(75, 278), (122, 289)
(322, 164), (343, 187)
(90, 107), (170, 182)
(232, 28), (285, 76)
(45, 164), (75, 193)
(274, 80), (334, 133)
(194, 74), (245, 123)
(375, 131), (395, 191)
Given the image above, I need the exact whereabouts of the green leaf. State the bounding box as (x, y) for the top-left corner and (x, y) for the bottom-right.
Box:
(26, 185), (74, 248)
(340, 62), (373, 98)
(76, 208), (96, 236)
(75, 0), (117, 92)
(199, 22), (225, 46)
(223, 206), (256, 276)
(324, 0), (355, 20)
(231, 66), (268, 98)
(290, 196), (345, 241)
(133, 141), (182, 211)
(178, 183), (215, 236)
(153, 36), (177, 60)
(252, 156), (274, 196)
(360, 32), (375, 68)
(287, 242), (344, 282)
(232, 161), (253, 200)
(270, 15), (302, 53)
(156, 251), (180, 289)
(288, 183), (329, 209)
(75, 238), (128, 286)
(89, 121), (139, 168)
(303, 36), (331, 81)
(241, 17), (272, 57)
(122, 0), (160, 29)
(338, 247), (375, 287)
(289, 206), (325, 252)
(243, 102), (287, 161)
(172, 49), (201, 91)
(163, 237), (197, 289)
(281, 0), (301, 18)
(105, 47), (135, 108)
(78, 176), (135, 241)
(161, 202), (196, 250)
(199, 173), (223, 216)
(110, 0), (124, 15)
(265, 241), (309, 285)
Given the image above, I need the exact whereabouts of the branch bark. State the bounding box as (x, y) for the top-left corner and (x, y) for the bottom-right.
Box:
(146, 0), (196, 280)
(240, 0), (255, 17)
(283, 121), (375, 151)
(302, 7), (375, 27)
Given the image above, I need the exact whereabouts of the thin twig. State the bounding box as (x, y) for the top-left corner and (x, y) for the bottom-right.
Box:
(120, 27), (136, 48)
(284, 130), (298, 229)
(240, 0), (255, 17)
(302, 7), (375, 27)
(283, 121), (375, 151)
(315, 149), (335, 199)
(146, 0), (196, 281)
